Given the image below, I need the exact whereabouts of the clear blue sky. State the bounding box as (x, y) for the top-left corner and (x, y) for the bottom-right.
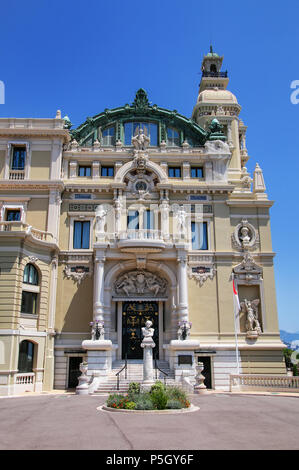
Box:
(0, 0), (298, 331)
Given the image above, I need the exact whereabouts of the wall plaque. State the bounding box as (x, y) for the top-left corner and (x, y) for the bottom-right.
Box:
(178, 355), (193, 366)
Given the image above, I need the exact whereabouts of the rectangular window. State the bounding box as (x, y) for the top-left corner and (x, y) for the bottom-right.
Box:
(11, 146), (26, 170)
(78, 166), (91, 177)
(102, 126), (115, 146)
(191, 167), (204, 178)
(127, 211), (139, 230)
(143, 209), (154, 230)
(73, 221), (90, 249)
(168, 167), (181, 178)
(21, 291), (37, 314)
(6, 209), (21, 221)
(101, 166), (114, 177)
(191, 221), (208, 250)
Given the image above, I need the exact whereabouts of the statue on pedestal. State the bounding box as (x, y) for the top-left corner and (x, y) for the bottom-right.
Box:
(240, 298), (261, 338)
(141, 320), (155, 384)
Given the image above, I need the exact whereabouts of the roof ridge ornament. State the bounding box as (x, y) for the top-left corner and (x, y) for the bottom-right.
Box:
(132, 88), (150, 112)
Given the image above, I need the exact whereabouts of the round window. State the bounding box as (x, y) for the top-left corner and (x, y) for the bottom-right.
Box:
(135, 181), (147, 191)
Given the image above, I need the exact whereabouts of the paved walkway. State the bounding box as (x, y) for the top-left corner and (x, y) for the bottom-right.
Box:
(0, 393), (298, 450)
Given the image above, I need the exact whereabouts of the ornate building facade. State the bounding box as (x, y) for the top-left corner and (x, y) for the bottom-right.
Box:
(0, 49), (285, 395)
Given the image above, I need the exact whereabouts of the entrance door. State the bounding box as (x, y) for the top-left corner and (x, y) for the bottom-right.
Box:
(122, 301), (159, 359)
(68, 357), (82, 388)
(197, 356), (212, 389)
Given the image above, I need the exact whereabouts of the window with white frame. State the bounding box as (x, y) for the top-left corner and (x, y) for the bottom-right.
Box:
(191, 221), (208, 250)
(73, 220), (91, 249)
(21, 264), (39, 315)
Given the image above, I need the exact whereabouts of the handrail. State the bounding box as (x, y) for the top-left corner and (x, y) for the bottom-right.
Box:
(154, 352), (168, 385)
(116, 353), (127, 390)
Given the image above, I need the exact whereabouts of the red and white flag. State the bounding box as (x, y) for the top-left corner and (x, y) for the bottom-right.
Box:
(232, 278), (240, 317)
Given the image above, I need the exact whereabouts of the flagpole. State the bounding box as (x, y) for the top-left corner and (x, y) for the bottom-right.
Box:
(232, 273), (240, 375)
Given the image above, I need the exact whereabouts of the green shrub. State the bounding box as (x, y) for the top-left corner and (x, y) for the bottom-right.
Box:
(293, 364), (298, 376)
(165, 385), (188, 403)
(125, 401), (137, 410)
(135, 394), (154, 410)
(150, 381), (165, 393)
(106, 393), (128, 409)
(166, 399), (183, 409)
(150, 388), (168, 410)
(128, 382), (141, 395)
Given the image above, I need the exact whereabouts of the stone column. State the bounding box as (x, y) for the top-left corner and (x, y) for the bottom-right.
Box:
(47, 190), (61, 243)
(93, 252), (106, 323)
(160, 200), (170, 240)
(182, 161), (190, 180)
(177, 250), (189, 323)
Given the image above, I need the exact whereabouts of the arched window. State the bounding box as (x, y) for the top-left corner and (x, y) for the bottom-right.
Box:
(21, 264), (39, 315)
(18, 340), (35, 372)
(210, 64), (217, 73)
(23, 263), (38, 285)
(167, 127), (180, 146)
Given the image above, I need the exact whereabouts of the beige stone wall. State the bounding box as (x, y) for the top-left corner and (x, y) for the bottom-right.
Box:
(240, 349), (286, 374)
(0, 150), (5, 179)
(188, 277), (219, 336)
(26, 198), (49, 232)
(0, 249), (20, 329)
(55, 264), (93, 333)
(30, 151), (51, 180)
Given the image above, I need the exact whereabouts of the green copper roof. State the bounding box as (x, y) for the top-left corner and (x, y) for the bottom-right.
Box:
(71, 89), (225, 146)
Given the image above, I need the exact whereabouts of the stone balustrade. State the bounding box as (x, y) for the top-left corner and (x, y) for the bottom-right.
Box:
(9, 170), (25, 180)
(15, 373), (35, 385)
(230, 374), (299, 392)
(0, 221), (55, 243)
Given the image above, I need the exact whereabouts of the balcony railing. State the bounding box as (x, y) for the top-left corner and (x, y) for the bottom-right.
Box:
(118, 229), (163, 241)
(0, 221), (55, 243)
(230, 374), (299, 392)
(15, 373), (35, 385)
(9, 170), (25, 180)
(202, 71), (228, 78)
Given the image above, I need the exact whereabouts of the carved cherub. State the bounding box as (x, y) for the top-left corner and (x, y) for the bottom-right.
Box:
(132, 127), (150, 150)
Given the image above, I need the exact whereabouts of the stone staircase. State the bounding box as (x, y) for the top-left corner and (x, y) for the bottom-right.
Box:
(93, 360), (176, 394)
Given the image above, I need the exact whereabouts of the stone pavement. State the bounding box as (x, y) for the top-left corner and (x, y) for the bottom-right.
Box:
(0, 393), (298, 450)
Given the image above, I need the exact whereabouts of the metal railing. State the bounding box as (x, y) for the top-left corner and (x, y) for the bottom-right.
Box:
(154, 352), (168, 385)
(116, 353), (128, 390)
(202, 71), (228, 78)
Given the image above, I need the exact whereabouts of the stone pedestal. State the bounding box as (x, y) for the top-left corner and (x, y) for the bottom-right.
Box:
(194, 362), (207, 394)
(76, 362), (89, 395)
(168, 339), (200, 381)
(82, 339), (113, 392)
(141, 337), (155, 387)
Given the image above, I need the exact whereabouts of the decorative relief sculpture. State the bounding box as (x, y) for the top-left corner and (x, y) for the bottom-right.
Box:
(232, 252), (263, 284)
(187, 265), (216, 286)
(63, 265), (91, 284)
(231, 219), (259, 251)
(240, 298), (261, 338)
(114, 270), (167, 298)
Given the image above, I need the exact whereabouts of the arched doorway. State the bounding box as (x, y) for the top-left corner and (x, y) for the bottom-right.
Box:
(113, 269), (168, 360)
(122, 300), (159, 359)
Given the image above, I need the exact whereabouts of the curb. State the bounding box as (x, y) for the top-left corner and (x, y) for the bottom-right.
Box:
(97, 404), (200, 414)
